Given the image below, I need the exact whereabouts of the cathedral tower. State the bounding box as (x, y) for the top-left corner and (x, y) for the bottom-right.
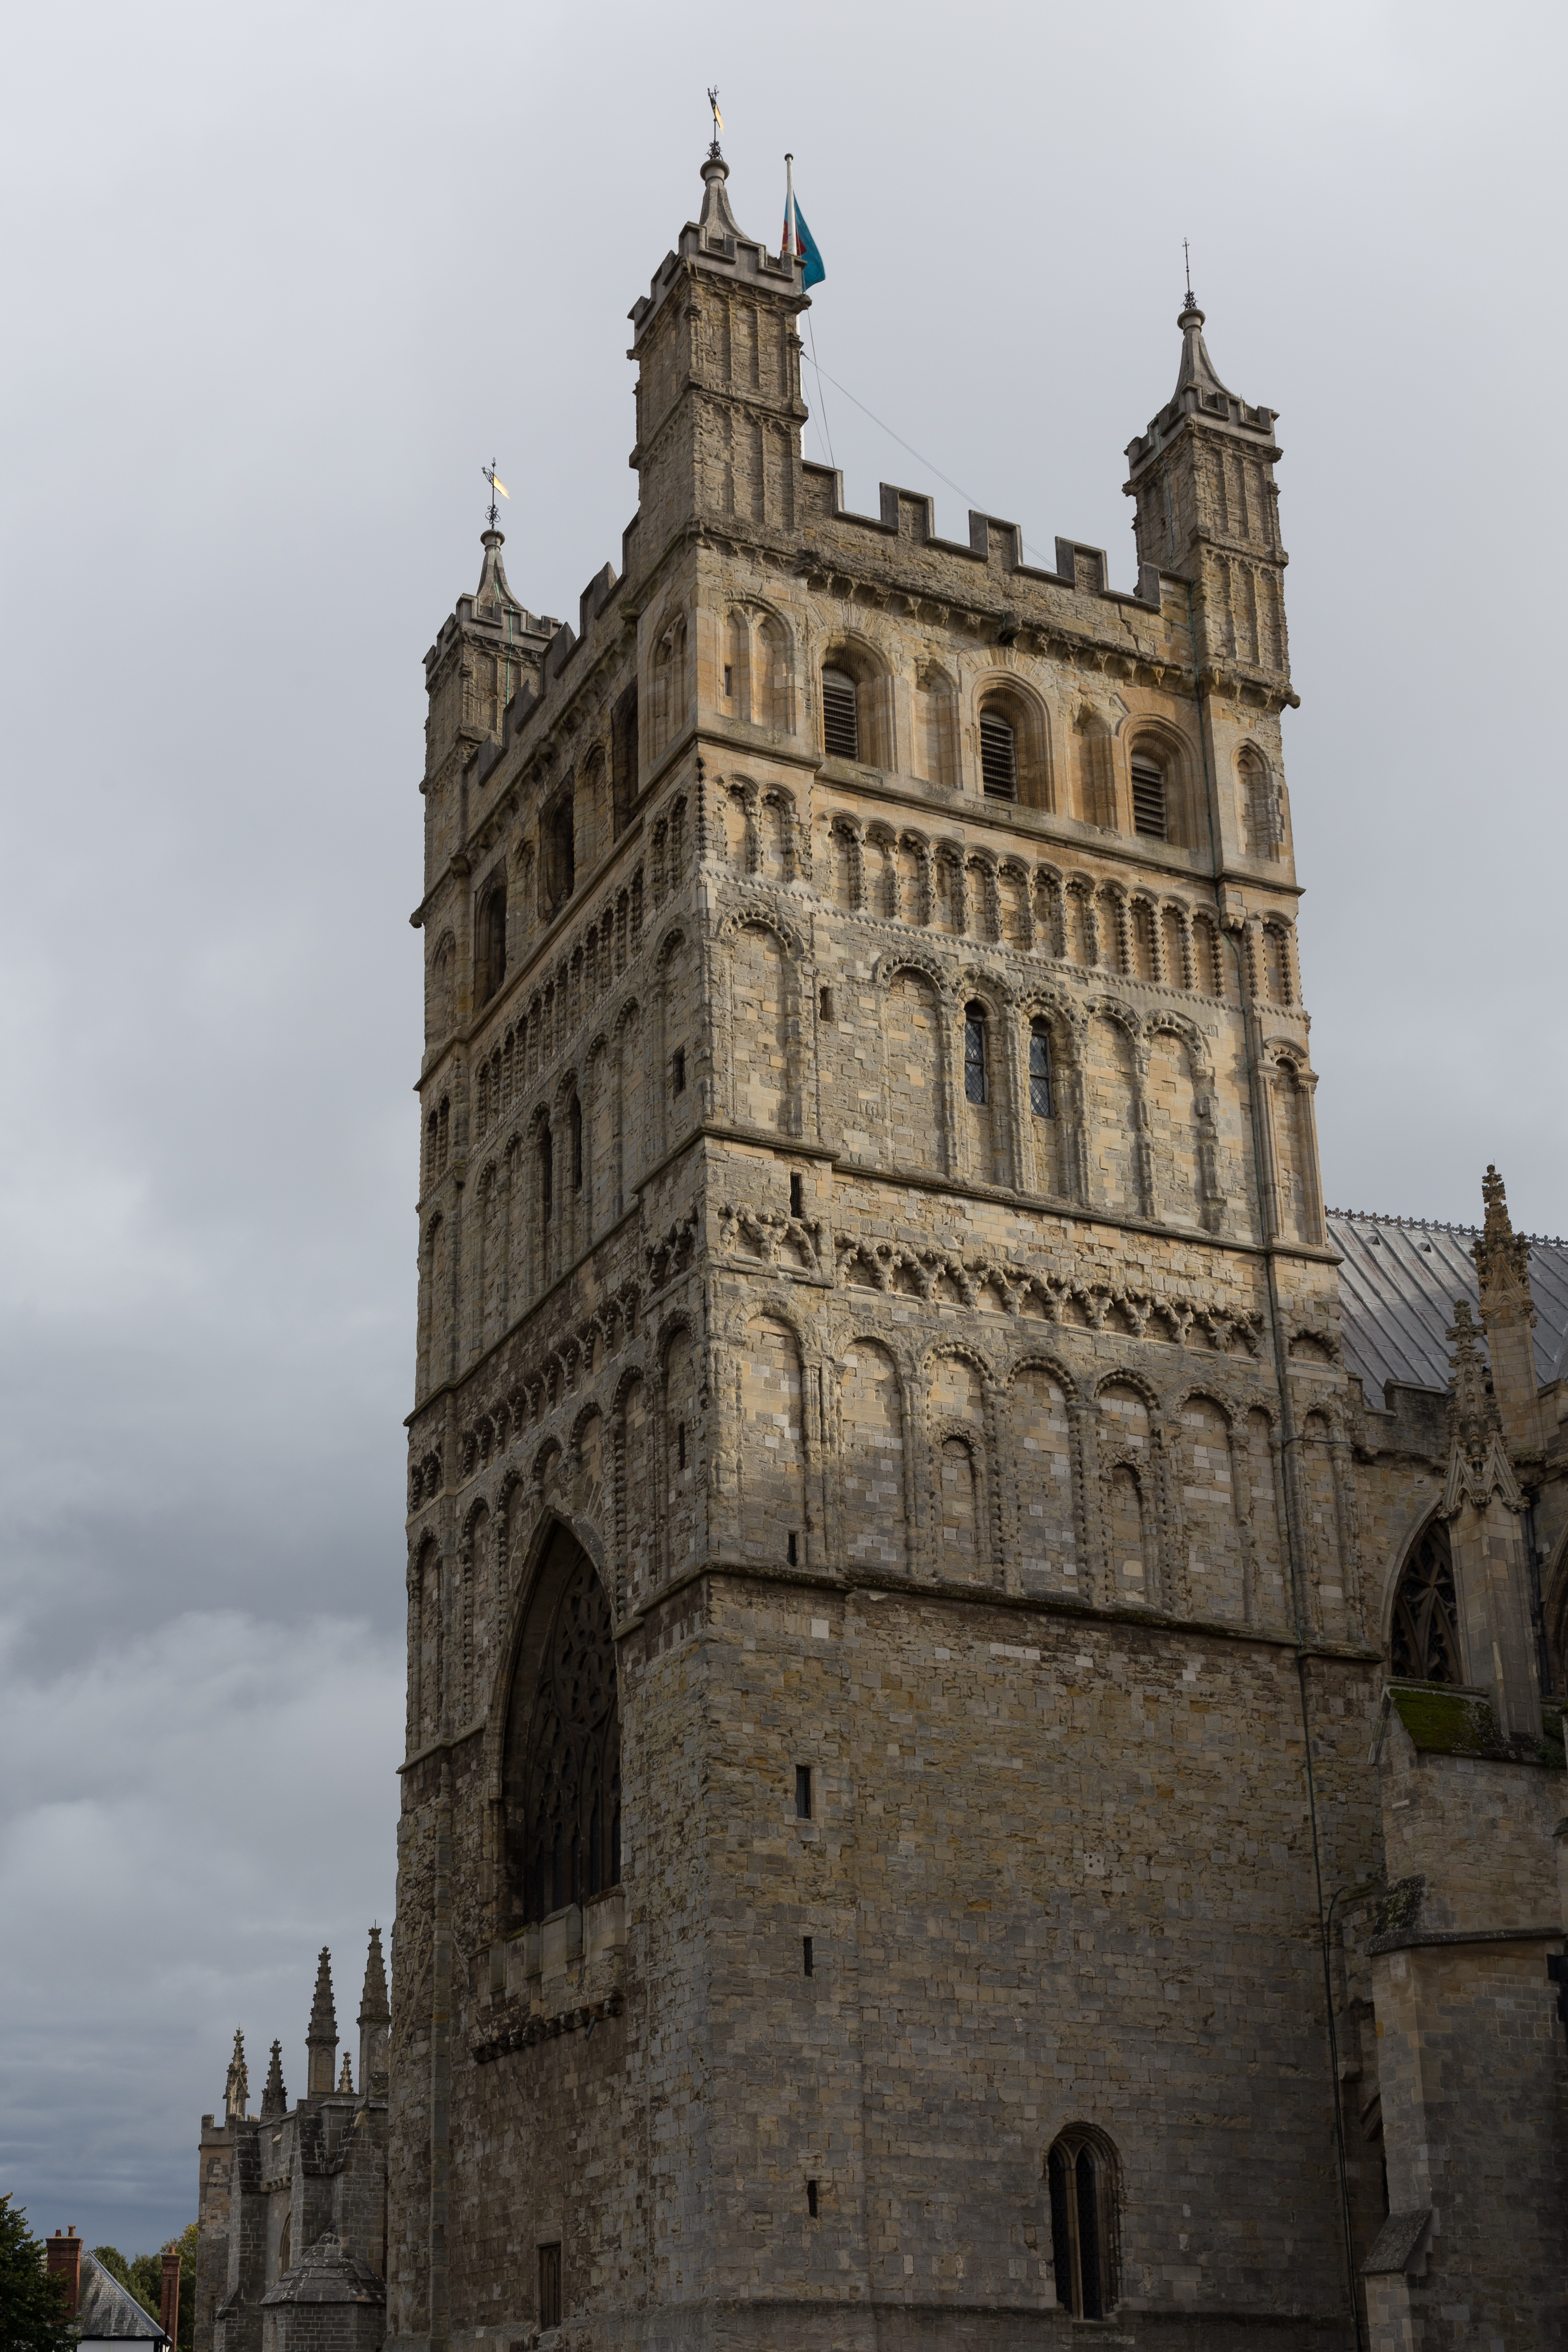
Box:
(392, 150), (1393, 2349)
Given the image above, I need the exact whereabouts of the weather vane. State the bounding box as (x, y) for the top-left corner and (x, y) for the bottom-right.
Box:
(482, 459), (509, 530)
(707, 85), (723, 158)
(1183, 238), (1195, 308)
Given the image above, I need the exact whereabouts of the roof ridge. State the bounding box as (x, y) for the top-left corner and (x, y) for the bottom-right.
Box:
(1327, 1207), (1567, 1249)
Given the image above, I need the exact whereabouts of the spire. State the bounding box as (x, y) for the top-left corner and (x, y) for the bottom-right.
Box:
(1171, 291), (1236, 405)
(474, 530), (523, 622)
(357, 1925), (391, 2101)
(696, 151), (743, 247)
(260, 2040), (287, 2120)
(224, 2030), (249, 2125)
(306, 1948), (338, 2099)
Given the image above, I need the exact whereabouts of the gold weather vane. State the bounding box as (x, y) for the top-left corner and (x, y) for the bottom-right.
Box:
(482, 459), (509, 530)
(707, 86), (723, 157)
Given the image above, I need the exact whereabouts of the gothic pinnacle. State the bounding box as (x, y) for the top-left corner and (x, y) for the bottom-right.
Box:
(308, 1947), (337, 2043)
(260, 2039), (287, 2120)
(358, 1925), (390, 2029)
(224, 2029), (249, 2124)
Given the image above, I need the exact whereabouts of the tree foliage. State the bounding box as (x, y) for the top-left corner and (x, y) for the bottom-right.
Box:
(0, 2197), (76, 2352)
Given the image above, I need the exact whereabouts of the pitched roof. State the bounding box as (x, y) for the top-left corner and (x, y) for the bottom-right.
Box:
(1329, 1210), (1568, 1406)
(76, 2257), (168, 2343)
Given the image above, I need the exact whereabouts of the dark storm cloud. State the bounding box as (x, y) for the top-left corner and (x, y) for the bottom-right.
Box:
(1, 0), (1562, 2254)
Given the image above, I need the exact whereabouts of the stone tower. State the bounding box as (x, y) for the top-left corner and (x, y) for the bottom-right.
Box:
(392, 148), (1564, 2349)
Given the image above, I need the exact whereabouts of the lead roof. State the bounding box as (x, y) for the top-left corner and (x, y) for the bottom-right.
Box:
(1329, 1209), (1568, 1406)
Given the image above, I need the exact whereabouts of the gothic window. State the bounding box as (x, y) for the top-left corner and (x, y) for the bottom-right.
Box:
(978, 707), (1018, 801)
(478, 884), (507, 1005)
(537, 2244), (561, 2330)
(1240, 745), (1283, 858)
(1029, 1019), (1054, 1117)
(1130, 754), (1168, 841)
(542, 790), (575, 918)
(1047, 2127), (1118, 2320)
(821, 667), (859, 761)
(1389, 1522), (1461, 1684)
(508, 1542), (621, 1922)
(611, 680), (638, 836)
(569, 1096), (583, 1191)
(964, 1003), (989, 1105)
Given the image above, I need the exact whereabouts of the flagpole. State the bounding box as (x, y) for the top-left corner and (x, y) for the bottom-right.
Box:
(785, 152), (797, 274)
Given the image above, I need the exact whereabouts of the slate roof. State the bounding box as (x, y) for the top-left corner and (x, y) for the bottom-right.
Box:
(1329, 1210), (1568, 1407)
(76, 2256), (168, 2343)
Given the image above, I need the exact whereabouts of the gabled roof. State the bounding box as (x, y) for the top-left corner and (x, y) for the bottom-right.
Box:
(77, 2256), (168, 2343)
(1329, 1210), (1568, 1405)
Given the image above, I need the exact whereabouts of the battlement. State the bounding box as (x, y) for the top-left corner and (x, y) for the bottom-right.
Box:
(799, 463), (1164, 613)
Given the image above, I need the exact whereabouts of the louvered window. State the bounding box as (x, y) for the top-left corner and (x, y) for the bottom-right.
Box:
(1029, 1020), (1053, 1118)
(979, 710), (1017, 800)
(1131, 757), (1167, 840)
(964, 1003), (988, 1106)
(821, 668), (859, 761)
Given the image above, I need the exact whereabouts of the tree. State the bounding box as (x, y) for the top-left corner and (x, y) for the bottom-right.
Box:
(0, 2197), (76, 2352)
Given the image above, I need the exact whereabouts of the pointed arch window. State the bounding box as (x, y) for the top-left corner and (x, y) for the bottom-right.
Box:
(479, 884), (508, 1004)
(1029, 1019), (1054, 1118)
(1389, 1522), (1461, 1684)
(1047, 2127), (1118, 2319)
(964, 1002), (989, 1105)
(507, 1543), (621, 1922)
(821, 667), (859, 761)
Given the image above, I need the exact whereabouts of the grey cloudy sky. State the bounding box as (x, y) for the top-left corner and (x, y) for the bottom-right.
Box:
(1, 0), (1562, 2261)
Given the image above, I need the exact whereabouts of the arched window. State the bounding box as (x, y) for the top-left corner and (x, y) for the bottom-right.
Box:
(537, 1129), (553, 1225)
(978, 707), (1017, 801)
(1029, 1019), (1053, 1117)
(821, 667), (859, 761)
(542, 790), (575, 918)
(1240, 746), (1282, 859)
(1047, 2127), (1118, 2319)
(963, 1002), (988, 1105)
(479, 884), (508, 1005)
(1130, 753), (1167, 841)
(1390, 1522), (1461, 1684)
(503, 1534), (621, 1922)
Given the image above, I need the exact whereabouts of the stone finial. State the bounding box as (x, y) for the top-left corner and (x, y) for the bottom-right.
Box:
(337, 2052), (353, 2093)
(224, 2029), (249, 2124)
(260, 2039), (287, 2120)
(1441, 1298), (1522, 1518)
(696, 151), (743, 245)
(306, 1948), (338, 2099)
(1474, 1164), (1536, 1324)
(358, 1925), (392, 2101)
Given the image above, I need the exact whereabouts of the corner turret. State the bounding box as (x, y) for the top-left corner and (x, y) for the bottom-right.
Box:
(1124, 286), (1294, 709)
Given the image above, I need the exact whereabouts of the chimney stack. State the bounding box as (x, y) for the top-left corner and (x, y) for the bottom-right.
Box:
(159, 2250), (182, 2346)
(46, 2230), (82, 2318)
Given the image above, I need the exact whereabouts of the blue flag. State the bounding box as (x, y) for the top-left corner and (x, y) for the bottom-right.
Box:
(784, 199), (826, 290)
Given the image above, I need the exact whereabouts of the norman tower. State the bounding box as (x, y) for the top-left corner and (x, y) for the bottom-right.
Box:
(391, 146), (1568, 2350)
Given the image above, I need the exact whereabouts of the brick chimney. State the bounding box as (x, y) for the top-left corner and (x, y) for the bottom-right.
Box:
(46, 2230), (82, 2317)
(159, 2249), (182, 2345)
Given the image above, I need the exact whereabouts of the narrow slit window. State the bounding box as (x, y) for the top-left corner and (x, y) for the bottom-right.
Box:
(821, 668), (859, 761)
(537, 2244), (561, 2330)
(964, 1002), (988, 1106)
(802, 1936), (814, 1976)
(676, 1421), (686, 1471)
(787, 1530), (799, 1565)
(1131, 756), (1167, 840)
(570, 1097), (583, 1190)
(806, 2180), (819, 2218)
(794, 1764), (812, 1820)
(979, 709), (1018, 800)
(818, 985), (833, 1022)
(723, 664), (733, 698)
(789, 1173), (804, 1219)
(672, 1045), (686, 1095)
(538, 1133), (553, 1223)
(1029, 1020), (1054, 1117)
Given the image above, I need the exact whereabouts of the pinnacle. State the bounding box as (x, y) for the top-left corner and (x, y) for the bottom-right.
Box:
(337, 2053), (353, 2093)
(260, 2040), (287, 2120)
(307, 1948), (337, 2045)
(358, 1925), (390, 2026)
